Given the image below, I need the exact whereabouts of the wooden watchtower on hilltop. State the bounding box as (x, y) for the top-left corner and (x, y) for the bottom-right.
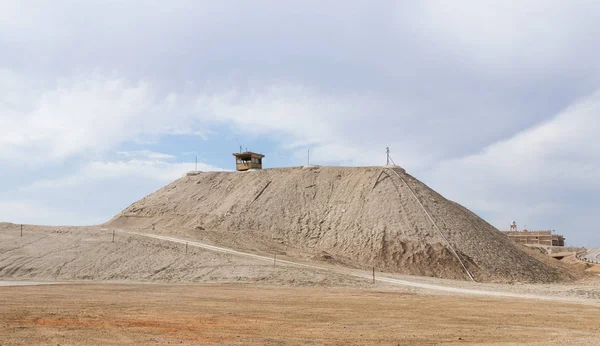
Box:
(233, 152), (265, 171)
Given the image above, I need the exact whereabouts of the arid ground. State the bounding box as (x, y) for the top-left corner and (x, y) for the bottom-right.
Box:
(1, 283), (600, 345)
(2, 165), (600, 346)
(1, 223), (600, 344)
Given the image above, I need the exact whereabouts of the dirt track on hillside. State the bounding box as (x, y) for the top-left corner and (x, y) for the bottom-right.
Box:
(0, 223), (368, 287)
(1, 284), (599, 345)
(1, 223), (599, 301)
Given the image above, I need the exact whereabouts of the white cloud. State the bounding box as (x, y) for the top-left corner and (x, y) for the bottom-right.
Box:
(0, 200), (84, 226)
(2, 157), (225, 226)
(410, 1), (600, 76)
(432, 90), (600, 188)
(424, 90), (600, 244)
(117, 150), (175, 161)
(20, 157), (224, 192)
(0, 71), (206, 165)
(83, 159), (224, 181)
(194, 85), (439, 169)
(2, 71), (409, 169)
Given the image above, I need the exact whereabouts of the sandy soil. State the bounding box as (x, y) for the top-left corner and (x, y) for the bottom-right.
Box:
(1, 223), (600, 344)
(1, 223), (599, 302)
(118, 228), (600, 303)
(0, 224), (370, 288)
(1, 283), (599, 345)
(107, 166), (578, 283)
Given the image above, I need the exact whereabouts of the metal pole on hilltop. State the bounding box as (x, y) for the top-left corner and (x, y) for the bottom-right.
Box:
(195, 156), (198, 171)
(386, 147), (390, 165)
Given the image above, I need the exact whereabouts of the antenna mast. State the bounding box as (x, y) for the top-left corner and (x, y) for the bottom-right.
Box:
(386, 146), (390, 165)
(386, 146), (396, 166)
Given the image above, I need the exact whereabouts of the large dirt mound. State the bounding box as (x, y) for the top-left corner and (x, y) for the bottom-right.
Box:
(107, 166), (576, 283)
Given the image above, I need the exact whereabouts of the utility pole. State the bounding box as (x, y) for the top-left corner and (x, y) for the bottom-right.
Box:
(195, 156), (198, 171)
(386, 146), (390, 165)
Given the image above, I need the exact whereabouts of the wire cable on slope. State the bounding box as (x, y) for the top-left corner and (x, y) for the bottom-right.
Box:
(385, 168), (476, 282)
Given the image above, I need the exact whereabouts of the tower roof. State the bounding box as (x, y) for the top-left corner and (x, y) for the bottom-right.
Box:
(232, 151), (265, 159)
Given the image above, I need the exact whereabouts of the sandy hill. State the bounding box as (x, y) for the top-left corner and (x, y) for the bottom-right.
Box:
(107, 166), (576, 283)
(0, 223), (366, 287)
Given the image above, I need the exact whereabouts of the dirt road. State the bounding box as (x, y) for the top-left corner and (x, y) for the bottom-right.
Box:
(121, 229), (600, 304)
(584, 248), (600, 262)
(1, 283), (598, 345)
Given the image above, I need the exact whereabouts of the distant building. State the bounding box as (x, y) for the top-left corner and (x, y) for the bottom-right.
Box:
(233, 152), (265, 171)
(502, 230), (565, 247)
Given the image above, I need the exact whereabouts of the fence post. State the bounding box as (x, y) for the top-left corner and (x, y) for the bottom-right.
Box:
(20, 224), (23, 237)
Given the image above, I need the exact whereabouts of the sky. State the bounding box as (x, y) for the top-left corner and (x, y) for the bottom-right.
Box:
(1, 1), (599, 247)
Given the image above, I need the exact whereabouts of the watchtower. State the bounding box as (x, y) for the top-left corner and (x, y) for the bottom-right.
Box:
(233, 152), (265, 171)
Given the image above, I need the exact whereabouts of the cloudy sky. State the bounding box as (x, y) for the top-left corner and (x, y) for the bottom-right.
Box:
(1, 1), (599, 247)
